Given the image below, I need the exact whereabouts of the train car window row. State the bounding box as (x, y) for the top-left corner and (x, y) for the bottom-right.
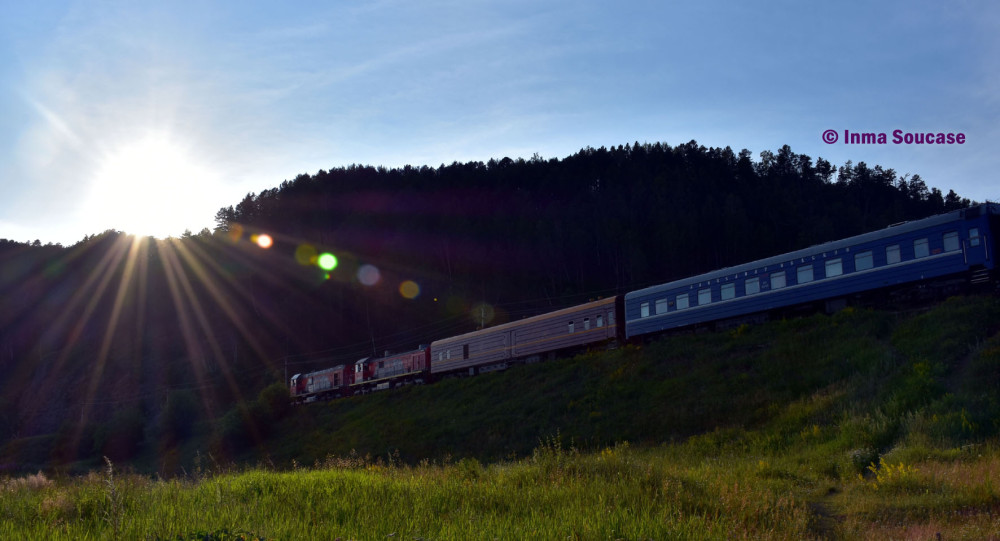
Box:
(636, 229), (972, 319)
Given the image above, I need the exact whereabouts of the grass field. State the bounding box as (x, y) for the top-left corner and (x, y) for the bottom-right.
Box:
(3, 295), (1000, 539)
(2, 437), (998, 539)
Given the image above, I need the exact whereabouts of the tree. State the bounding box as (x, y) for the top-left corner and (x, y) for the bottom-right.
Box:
(214, 206), (236, 233)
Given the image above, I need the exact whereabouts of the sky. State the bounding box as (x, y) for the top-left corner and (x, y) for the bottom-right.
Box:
(2, 0), (998, 245)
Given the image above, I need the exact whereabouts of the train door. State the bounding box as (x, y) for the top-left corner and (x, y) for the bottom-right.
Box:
(965, 207), (995, 286)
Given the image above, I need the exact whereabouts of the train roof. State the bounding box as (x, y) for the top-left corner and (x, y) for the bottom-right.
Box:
(301, 364), (347, 377)
(627, 203), (998, 299)
(431, 295), (617, 345)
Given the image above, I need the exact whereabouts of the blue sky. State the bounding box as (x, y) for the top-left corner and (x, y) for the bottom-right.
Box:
(2, 1), (998, 245)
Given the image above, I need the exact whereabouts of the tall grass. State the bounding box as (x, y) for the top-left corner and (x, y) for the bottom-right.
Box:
(0, 441), (819, 540)
(3, 439), (998, 540)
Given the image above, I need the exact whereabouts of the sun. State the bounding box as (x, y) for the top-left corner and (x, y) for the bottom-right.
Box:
(86, 131), (223, 238)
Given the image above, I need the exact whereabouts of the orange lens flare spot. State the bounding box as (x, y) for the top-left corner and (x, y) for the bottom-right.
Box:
(227, 224), (244, 243)
(357, 264), (380, 286)
(318, 253), (338, 271)
(399, 280), (420, 299)
(295, 244), (318, 265)
(253, 234), (273, 249)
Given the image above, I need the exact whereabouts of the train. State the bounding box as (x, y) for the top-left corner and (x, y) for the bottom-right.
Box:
(290, 203), (999, 403)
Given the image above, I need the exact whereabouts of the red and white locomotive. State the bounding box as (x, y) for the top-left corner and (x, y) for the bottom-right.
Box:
(290, 296), (624, 403)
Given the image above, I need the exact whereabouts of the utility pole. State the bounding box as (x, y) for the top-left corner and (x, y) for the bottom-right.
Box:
(366, 301), (376, 358)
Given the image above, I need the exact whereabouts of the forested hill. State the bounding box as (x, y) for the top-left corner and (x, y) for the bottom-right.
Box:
(0, 140), (973, 465)
(215, 141), (970, 304)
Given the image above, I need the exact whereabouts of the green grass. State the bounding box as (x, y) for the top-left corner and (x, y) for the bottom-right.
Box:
(1, 443), (815, 540)
(3, 437), (999, 539)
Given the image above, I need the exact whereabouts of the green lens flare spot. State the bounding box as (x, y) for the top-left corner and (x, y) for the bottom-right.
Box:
(318, 253), (338, 271)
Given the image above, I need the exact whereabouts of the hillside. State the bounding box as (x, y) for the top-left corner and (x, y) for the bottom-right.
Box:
(59, 293), (991, 477)
(246, 295), (1000, 466)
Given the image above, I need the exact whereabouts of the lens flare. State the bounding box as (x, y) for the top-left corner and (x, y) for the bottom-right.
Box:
(253, 234), (273, 249)
(470, 302), (496, 326)
(318, 253), (338, 271)
(295, 244), (317, 265)
(227, 223), (244, 243)
(357, 264), (380, 286)
(399, 280), (420, 299)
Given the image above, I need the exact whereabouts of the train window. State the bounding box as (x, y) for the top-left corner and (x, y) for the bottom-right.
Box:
(438, 352), (443, 362)
(943, 231), (959, 252)
(676, 293), (689, 310)
(698, 288), (711, 306)
(568, 321), (575, 333)
(608, 311), (615, 325)
(887, 244), (901, 264)
(721, 283), (735, 300)
(914, 238), (929, 258)
(640, 302), (650, 318)
(825, 258), (843, 278)
(771, 271), (786, 289)
(597, 315), (604, 327)
(463, 345), (469, 359)
(970, 228), (981, 246)
(745, 277), (760, 295)
(584, 317), (590, 330)
(797, 265), (814, 284)
(855, 251), (873, 271)
(655, 298), (668, 314)
(446, 350), (451, 360)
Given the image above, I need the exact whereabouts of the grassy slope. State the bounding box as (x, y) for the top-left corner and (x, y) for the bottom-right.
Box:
(257, 295), (999, 469)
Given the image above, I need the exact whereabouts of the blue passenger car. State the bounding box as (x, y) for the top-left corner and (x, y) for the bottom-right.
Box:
(625, 203), (998, 339)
